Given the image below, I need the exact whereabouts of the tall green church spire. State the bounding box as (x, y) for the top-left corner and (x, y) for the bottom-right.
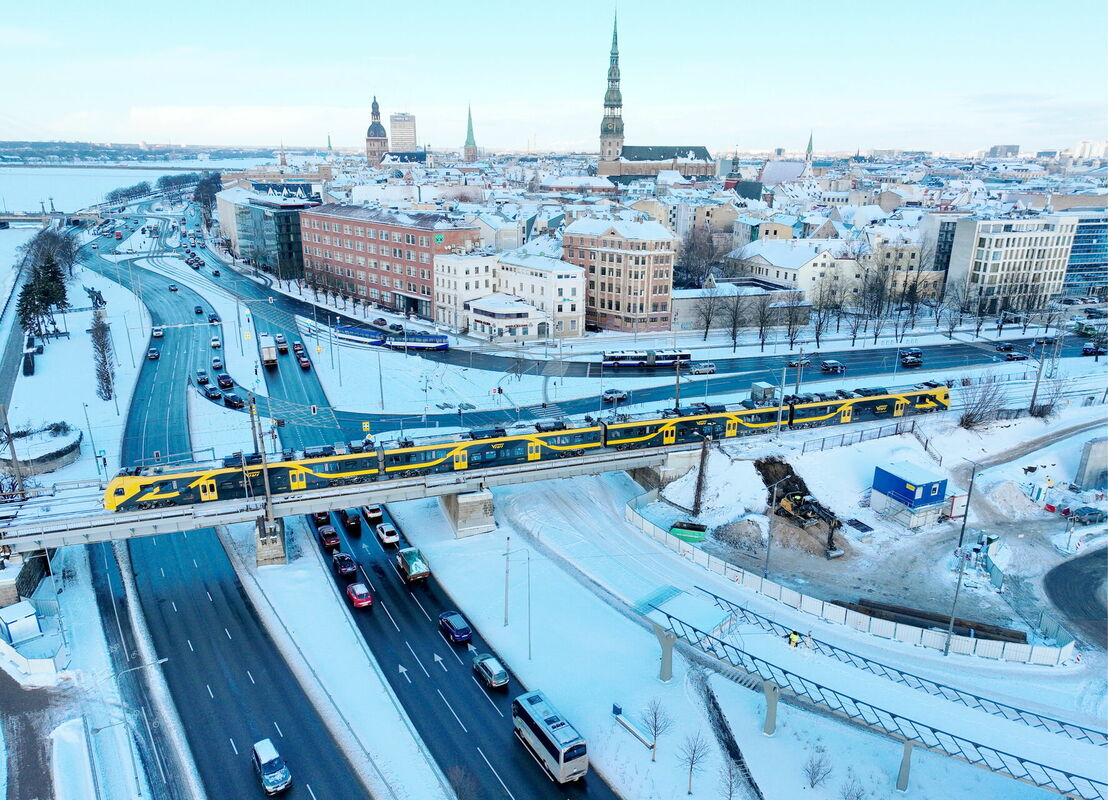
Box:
(806, 131), (813, 161)
(465, 105), (476, 148)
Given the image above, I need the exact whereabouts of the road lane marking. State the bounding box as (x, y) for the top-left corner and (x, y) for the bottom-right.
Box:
(229, 738), (238, 755)
(206, 591), (213, 602)
(411, 593), (433, 622)
(405, 641), (430, 677)
(206, 684), (214, 699)
(437, 633), (465, 664)
(378, 600), (401, 632)
(433, 653), (448, 672)
(170, 601), (177, 613)
(187, 639), (194, 652)
(140, 704), (168, 784)
(437, 689), (468, 732)
(224, 628), (232, 640)
(471, 677), (505, 717)
(273, 721), (284, 738)
(477, 746), (515, 800)
(246, 670), (255, 685)
(160, 568), (165, 578)
(102, 546), (132, 663)
(306, 785), (317, 800)
(192, 559), (198, 569)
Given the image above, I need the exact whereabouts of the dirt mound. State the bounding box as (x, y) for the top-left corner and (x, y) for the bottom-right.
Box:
(770, 516), (853, 560)
(712, 515), (768, 555)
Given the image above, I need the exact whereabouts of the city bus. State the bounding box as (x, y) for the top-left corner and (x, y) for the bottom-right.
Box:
(511, 690), (588, 783)
(601, 349), (691, 368)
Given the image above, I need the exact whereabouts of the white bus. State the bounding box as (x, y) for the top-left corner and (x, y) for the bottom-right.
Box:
(511, 690), (588, 783)
(601, 349), (691, 368)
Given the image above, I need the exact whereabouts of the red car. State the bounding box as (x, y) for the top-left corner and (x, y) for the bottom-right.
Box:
(346, 583), (372, 609)
(298, 355), (311, 370)
(317, 525), (340, 551)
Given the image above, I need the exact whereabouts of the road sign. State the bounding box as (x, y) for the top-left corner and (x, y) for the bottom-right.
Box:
(316, 346), (322, 354)
(245, 332), (252, 340)
(361, 421), (371, 432)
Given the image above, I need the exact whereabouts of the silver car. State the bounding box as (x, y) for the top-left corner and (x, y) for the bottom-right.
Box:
(472, 653), (509, 688)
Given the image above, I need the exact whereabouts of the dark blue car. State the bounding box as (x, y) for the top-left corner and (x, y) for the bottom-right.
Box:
(438, 611), (472, 643)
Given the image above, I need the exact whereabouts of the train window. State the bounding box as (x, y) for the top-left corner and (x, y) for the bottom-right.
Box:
(114, 487), (126, 495)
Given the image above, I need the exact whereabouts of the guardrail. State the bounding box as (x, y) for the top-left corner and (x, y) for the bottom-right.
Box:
(652, 605), (1108, 800)
(695, 585), (1106, 747)
(624, 490), (1076, 666)
(800, 420), (916, 454)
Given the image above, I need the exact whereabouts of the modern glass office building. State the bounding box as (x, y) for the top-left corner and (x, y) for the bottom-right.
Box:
(235, 195), (319, 280)
(1063, 210), (1108, 297)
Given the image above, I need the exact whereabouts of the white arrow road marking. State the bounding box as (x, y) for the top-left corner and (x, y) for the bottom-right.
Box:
(433, 653), (448, 672)
(399, 665), (411, 684)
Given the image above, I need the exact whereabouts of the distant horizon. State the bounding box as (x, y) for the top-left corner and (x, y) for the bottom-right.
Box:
(1, 0), (1104, 153)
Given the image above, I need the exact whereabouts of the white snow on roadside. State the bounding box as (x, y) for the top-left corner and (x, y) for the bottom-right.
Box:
(0, 225), (37, 307)
(50, 718), (95, 800)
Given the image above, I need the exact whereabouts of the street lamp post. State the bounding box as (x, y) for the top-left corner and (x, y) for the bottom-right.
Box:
(94, 657), (169, 687)
(762, 476), (791, 579)
(944, 458), (980, 656)
(502, 537), (533, 660)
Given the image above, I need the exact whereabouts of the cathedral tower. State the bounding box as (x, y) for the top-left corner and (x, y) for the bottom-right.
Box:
(599, 14), (624, 161)
(365, 96), (389, 165)
(463, 105), (478, 162)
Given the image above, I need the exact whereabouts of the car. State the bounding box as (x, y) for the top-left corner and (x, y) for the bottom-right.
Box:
(251, 738), (292, 796)
(332, 552), (357, 576)
(190, 262), (200, 270)
(820, 360), (846, 373)
(168, 284), (178, 292)
(297, 355), (311, 370)
(317, 524), (340, 551)
(208, 314), (220, 323)
(388, 323), (404, 332)
(194, 305), (203, 314)
(210, 337), (221, 349)
(346, 583), (373, 609)
(151, 326), (164, 338)
(602, 388), (628, 403)
(147, 348), (160, 360)
(787, 357), (810, 368)
(1082, 345), (1106, 356)
(216, 373), (233, 389)
(312, 511), (331, 526)
(373, 318), (387, 326)
(195, 369), (209, 385)
(1034, 336), (1056, 345)
(339, 509), (362, 534)
(900, 356), (923, 368)
(202, 385), (222, 400)
(292, 341), (305, 354)
(375, 522), (399, 546)
(1004, 351), (1029, 361)
(274, 334), (289, 353)
(438, 611), (472, 643)
(222, 392), (245, 409)
(994, 343), (1014, 352)
(901, 348), (923, 359)
(211, 356), (223, 370)
(689, 362), (716, 375)
(472, 653), (509, 689)
(363, 504), (384, 524)
(91, 243), (98, 249)
(212, 269), (221, 277)
(1070, 506), (1108, 525)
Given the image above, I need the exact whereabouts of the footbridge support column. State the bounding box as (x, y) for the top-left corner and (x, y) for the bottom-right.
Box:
(628, 448), (701, 490)
(255, 517), (286, 566)
(441, 489), (496, 537)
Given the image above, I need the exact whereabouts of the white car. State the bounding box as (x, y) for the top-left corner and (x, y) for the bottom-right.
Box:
(689, 362), (716, 375)
(375, 522), (399, 546)
(602, 388), (628, 403)
(210, 337), (222, 349)
(151, 326), (164, 338)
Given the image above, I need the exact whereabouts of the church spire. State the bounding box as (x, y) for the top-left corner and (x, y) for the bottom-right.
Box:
(599, 11), (624, 161)
(463, 105), (478, 162)
(805, 130), (814, 162)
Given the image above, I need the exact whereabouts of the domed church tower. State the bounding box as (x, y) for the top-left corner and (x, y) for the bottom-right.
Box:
(365, 96), (389, 165)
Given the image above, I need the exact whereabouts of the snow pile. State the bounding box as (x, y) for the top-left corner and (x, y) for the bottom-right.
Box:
(981, 480), (1045, 520)
(50, 718), (95, 800)
(662, 451), (766, 525)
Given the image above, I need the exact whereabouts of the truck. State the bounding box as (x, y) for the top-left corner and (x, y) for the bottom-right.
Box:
(776, 492), (845, 559)
(258, 334), (278, 368)
(396, 547), (430, 583)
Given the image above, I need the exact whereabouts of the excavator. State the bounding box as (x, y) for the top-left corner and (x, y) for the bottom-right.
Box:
(775, 492), (845, 559)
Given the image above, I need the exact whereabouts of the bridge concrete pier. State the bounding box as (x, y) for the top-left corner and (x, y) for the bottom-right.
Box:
(255, 518), (286, 566)
(0, 553), (23, 606)
(628, 448), (701, 490)
(441, 490), (496, 537)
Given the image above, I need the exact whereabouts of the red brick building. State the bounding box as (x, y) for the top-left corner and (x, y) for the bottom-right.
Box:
(300, 204), (479, 318)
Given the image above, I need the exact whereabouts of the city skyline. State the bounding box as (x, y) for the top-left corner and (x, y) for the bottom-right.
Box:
(0, 0), (1104, 154)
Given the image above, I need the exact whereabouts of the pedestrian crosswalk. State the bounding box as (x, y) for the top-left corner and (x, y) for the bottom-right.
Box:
(524, 402), (565, 419)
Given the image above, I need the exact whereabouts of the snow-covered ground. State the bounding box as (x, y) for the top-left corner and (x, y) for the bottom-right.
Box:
(50, 718), (95, 800)
(0, 225), (37, 308)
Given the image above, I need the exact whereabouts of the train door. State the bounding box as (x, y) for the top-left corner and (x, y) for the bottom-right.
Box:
(838, 404), (853, 423)
(526, 442), (541, 461)
(453, 449), (469, 470)
(289, 470), (307, 491)
(893, 399), (908, 417)
(663, 426), (676, 445)
(198, 479), (218, 502)
(725, 419), (738, 438)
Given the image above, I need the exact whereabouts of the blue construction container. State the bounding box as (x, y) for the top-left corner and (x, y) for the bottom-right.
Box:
(873, 461), (947, 509)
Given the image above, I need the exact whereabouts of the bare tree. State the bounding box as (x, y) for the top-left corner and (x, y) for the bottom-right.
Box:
(838, 768), (867, 800)
(640, 699), (674, 762)
(694, 286), (723, 340)
(90, 309), (115, 402)
(679, 226), (723, 287)
(845, 309), (865, 346)
(804, 746), (833, 789)
(783, 292), (806, 348)
(810, 279), (836, 348)
(959, 377), (1008, 429)
(752, 293), (774, 352)
(678, 731), (712, 795)
(723, 293), (749, 352)
(718, 759), (741, 800)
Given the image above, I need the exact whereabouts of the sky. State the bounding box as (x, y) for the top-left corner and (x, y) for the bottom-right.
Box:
(0, 0), (1105, 155)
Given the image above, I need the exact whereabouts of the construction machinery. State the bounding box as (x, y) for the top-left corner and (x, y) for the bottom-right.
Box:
(775, 492), (845, 559)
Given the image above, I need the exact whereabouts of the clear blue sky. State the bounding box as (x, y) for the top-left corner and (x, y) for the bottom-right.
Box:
(0, 0), (1104, 154)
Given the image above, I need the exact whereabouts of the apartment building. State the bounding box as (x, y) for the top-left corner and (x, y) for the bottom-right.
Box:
(495, 246), (585, 337)
(300, 204), (479, 318)
(563, 217), (676, 332)
(947, 214), (1076, 312)
(433, 251), (498, 330)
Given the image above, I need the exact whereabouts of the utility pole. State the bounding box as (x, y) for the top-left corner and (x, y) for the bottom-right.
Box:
(774, 364), (787, 439)
(944, 459), (979, 656)
(673, 359), (681, 410)
(1029, 342), (1048, 412)
(503, 535), (511, 626)
(247, 395), (275, 526)
(793, 347), (804, 395)
(0, 405), (27, 495)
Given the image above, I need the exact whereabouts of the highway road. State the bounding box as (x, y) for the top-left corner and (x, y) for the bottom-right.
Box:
(1043, 546), (1108, 649)
(312, 504), (621, 800)
(83, 208), (370, 799)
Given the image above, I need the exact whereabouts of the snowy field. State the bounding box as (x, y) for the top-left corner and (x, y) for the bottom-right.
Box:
(0, 225), (37, 308)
